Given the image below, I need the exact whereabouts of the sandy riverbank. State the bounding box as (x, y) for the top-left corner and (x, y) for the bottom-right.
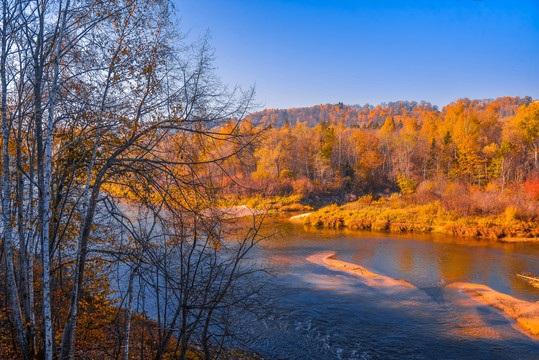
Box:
(289, 212), (313, 223)
(309, 251), (539, 340)
(202, 205), (266, 219)
(448, 282), (539, 338)
(307, 251), (415, 288)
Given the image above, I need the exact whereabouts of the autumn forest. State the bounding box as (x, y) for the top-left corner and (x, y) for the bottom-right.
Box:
(216, 97), (538, 218)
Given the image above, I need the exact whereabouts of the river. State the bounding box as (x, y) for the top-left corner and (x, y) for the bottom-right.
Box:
(245, 219), (539, 359)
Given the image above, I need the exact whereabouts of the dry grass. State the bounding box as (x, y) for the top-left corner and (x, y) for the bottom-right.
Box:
(300, 197), (539, 240)
(218, 194), (312, 213)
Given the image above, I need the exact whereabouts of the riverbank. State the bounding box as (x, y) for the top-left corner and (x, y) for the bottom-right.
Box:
(203, 205), (266, 219)
(216, 194), (313, 213)
(312, 251), (539, 340)
(295, 197), (539, 241)
(307, 251), (414, 288)
(448, 283), (539, 339)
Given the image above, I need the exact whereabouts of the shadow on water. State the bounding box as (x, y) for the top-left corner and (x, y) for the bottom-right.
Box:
(243, 219), (539, 359)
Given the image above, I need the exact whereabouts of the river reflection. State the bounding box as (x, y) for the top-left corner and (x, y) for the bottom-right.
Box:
(244, 219), (539, 359)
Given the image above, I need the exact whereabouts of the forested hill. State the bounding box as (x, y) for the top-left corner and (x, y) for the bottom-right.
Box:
(245, 97), (532, 128)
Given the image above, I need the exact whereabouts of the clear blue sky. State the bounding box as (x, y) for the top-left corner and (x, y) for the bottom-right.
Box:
(175, 0), (539, 110)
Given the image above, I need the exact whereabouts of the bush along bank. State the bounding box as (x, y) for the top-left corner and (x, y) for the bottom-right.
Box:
(300, 196), (539, 241)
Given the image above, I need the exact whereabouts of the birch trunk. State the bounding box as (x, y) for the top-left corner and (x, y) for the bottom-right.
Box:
(60, 184), (100, 360)
(123, 266), (138, 360)
(41, 1), (71, 358)
(17, 109), (35, 358)
(1, 1), (29, 357)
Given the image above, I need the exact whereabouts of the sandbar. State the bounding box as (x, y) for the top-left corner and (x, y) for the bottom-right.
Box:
(448, 282), (539, 339)
(308, 251), (539, 340)
(202, 205), (265, 219)
(289, 212), (313, 222)
(307, 251), (415, 288)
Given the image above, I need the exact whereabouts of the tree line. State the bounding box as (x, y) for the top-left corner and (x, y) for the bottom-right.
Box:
(210, 96), (539, 216)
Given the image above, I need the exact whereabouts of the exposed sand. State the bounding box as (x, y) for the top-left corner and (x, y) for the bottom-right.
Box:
(307, 251), (415, 288)
(498, 237), (539, 243)
(448, 282), (539, 339)
(308, 250), (539, 340)
(202, 205), (265, 219)
(289, 212), (313, 223)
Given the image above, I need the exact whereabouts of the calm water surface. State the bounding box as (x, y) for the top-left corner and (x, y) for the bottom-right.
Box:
(247, 219), (539, 359)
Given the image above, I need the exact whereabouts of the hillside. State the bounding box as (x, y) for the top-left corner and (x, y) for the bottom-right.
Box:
(245, 97), (532, 129)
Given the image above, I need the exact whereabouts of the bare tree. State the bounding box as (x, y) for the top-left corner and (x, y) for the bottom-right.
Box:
(1, 0), (261, 359)
(1, 1), (30, 357)
(104, 186), (268, 360)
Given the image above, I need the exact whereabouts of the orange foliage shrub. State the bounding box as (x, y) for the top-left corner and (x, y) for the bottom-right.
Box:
(416, 181), (440, 204)
(291, 177), (315, 196)
(523, 174), (539, 200)
(441, 182), (472, 216)
(471, 187), (507, 215)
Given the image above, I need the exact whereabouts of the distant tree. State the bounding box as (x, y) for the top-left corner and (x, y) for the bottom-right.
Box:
(513, 101), (539, 170)
(320, 126), (336, 161)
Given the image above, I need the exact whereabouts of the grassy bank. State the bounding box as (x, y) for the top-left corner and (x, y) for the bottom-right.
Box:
(298, 196), (539, 241)
(216, 194), (313, 213)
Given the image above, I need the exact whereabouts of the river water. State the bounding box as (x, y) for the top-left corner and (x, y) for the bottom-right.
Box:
(246, 219), (539, 359)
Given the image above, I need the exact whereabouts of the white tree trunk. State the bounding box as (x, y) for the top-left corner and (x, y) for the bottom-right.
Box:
(1, 2), (29, 357)
(42, 1), (71, 359)
(123, 267), (138, 360)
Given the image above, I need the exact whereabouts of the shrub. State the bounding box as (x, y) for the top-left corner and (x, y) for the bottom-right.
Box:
(291, 177), (315, 196)
(356, 194), (374, 205)
(523, 174), (539, 200)
(505, 205), (520, 223)
(442, 182), (472, 216)
(252, 170), (271, 180)
(416, 181), (440, 204)
(397, 174), (418, 195)
(472, 187), (506, 215)
(279, 169), (297, 180)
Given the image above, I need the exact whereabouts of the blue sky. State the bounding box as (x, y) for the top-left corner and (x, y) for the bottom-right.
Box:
(175, 0), (539, 110)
